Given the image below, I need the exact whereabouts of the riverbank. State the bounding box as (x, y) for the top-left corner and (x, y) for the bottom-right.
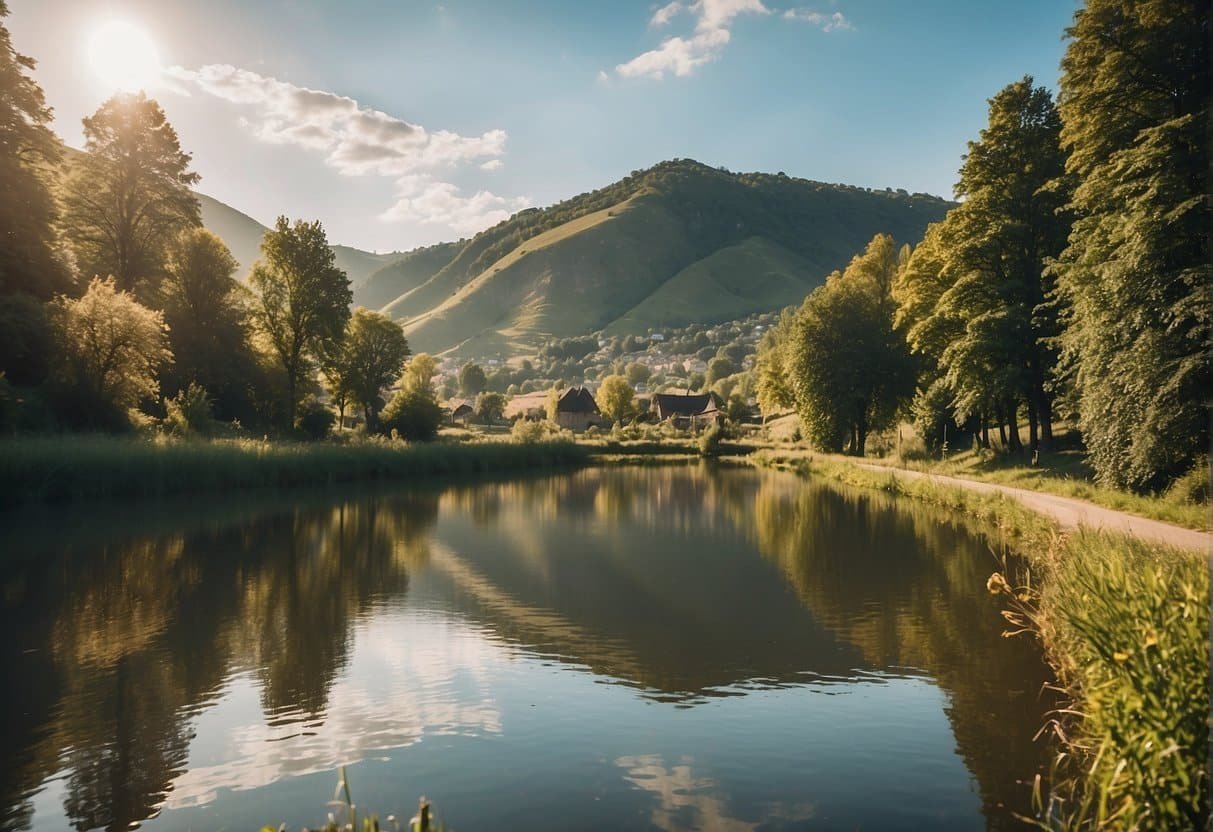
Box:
(0, 435), (590, 507)
(752, 450), (1209, 830)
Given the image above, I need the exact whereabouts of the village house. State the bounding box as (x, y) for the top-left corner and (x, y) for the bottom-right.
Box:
(447, 399), (474, 425)
(553, 386), (602, 431)
(652, 391), (723, 429)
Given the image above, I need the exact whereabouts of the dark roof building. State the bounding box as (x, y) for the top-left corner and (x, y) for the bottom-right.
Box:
(557, 386), (600, 414)
(652, 392), (719, 421)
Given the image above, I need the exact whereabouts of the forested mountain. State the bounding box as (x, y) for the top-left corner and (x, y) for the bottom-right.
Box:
(376, 160), (951, 356)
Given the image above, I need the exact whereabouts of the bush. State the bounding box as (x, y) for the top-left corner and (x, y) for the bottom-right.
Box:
(698, 423), (724, 457)
(381, 387), (442, 441)
(511, 418), (563, 444)
(294, 396), (335, 440)
(164, 383), (216, 437)
(1165, 458), (1209, 505)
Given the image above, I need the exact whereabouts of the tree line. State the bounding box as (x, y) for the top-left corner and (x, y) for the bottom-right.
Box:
(756, 0), (1208, 491)
(0, 1), (441, 440)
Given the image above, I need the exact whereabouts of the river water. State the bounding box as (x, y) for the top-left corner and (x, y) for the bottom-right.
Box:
(0, 465), (1056, 831)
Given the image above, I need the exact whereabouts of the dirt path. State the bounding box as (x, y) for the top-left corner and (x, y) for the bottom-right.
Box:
(854, 463), (1211, 554)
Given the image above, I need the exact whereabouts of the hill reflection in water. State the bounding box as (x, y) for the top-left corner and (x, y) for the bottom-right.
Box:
(0, 466), (1055, 832)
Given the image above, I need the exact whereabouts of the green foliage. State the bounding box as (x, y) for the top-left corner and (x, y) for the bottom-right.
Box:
(511, 417), (566, 444)
(697, 422), (724, 457)
(458, 361), (487, 396)
(164, 382), (216, 437)
(0, 1), (69, 300)
(323, 308), (410, 431)
(160, 228), (264, 424)
(249, 216), (352, 427)
(0, 292), (53, 386)
(60, 92), (200, 297)
(293, 396), (335, 440)
(784, 235), (915, 455)
(380, 391), (441, 441)
(48, 277), (170, 428)
(474, 390), (507, 423)
(1051, 0), (1210, 491)
(623, 361), (650, 386)
(895, 78), (1068, 454)
(1032, 535), (1208, 830)
(596, 374), (636, 424)
(1164, 459), (1209, 507)
(704, 356), (735, 386)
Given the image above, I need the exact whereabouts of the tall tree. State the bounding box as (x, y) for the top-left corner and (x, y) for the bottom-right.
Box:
(381, 353), (442, 441)
(458, 362), (487, 397)
(894, 79), (1069, 453)
(322, 308), (410, 431)
(249, 217), (352, 429)
(160, 228), (259, 422)
(785, 235), (915, 455)
(1052, 0), (1210, 490)
(0, 0), (69, 300)
(61, 92), (200, 297)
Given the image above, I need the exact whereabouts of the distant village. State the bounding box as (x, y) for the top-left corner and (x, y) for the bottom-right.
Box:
(430, 310), (779, 431)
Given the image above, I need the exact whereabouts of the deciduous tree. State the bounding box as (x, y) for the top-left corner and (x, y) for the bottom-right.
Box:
(596, 375), (636, 424)
(61, 93), (200, 297)
(249, 217), (351, 428)
(1052, 0), (1210, 490)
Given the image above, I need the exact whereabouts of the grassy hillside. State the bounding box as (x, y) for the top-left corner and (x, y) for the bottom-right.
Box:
(385, 159), (952, 355)
(606, 236), (822, 333)
(358, 240), (462, 310)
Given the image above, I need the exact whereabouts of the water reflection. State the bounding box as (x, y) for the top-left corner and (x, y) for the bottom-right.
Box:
(0, 466), (1055, 831)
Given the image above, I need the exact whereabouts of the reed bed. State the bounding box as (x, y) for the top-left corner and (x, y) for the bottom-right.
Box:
(0, 434), (590, 506)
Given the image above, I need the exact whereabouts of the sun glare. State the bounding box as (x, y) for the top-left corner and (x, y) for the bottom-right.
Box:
(87, 20), (160, 92)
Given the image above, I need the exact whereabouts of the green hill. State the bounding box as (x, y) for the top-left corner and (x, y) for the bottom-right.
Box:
(356, 241), (463, 311)
(382, 159), (952, 356)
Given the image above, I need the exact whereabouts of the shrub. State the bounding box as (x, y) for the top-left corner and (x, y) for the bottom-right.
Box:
(294, 396), (335, 440)
(1165, 458), (1209, 505)
(381, 387), (442, 441)
(164, 383), (216, 437)
(698, 422), (724, 457)
(511, 418), (562, 444)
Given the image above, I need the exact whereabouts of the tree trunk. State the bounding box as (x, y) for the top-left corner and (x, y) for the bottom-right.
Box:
(1027, 396), (1039, 452)
(286, 371), (297, 431)
(980, 409), (990, 449)
(1039, 386), (1054, 449)
(1007, 400), (1023, 453)
(855, 415), (867, 457)
(995, 404), (1007, 448)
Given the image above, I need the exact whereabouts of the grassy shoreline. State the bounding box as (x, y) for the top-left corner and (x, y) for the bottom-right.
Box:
(751, 450), (1208, 830)
(0, 435), (590, 507)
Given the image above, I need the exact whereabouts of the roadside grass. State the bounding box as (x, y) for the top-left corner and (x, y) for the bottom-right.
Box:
(0, 434), (589, 507)
(747, 427), (1209, 531)
(753, 451), (1209, 831)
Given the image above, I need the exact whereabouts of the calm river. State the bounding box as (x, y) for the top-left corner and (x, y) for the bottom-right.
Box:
(0, 465), (1056, 831)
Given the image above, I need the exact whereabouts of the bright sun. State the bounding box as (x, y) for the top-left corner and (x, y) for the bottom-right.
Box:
(87, 20), (160, 92)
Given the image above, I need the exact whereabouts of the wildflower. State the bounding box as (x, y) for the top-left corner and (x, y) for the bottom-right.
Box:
(986, 572), (1011, 595)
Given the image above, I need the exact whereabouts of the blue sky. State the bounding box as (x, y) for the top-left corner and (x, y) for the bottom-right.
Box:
(12, 0), (1076, 252)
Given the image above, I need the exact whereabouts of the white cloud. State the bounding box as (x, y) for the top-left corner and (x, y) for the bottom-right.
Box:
(166, 64), (527, 235)
(617, 0), (769, 79)
(650, 1), (684, 26)
(380, 175), (532, 233)
(782, 8), (852, 31)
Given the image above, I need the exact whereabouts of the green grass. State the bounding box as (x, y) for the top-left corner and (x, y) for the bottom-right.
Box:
(605, 236), (825, 334)
(753, 423), (1210, 531)
(752, 451), (1209, 830)
(0, 434), (590, 506)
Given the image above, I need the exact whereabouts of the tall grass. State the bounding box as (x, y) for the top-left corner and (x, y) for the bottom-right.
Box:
(1026, 533), (1208, 830)
(753, 451), (1210, 831)
(0, 435), (590, 506)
